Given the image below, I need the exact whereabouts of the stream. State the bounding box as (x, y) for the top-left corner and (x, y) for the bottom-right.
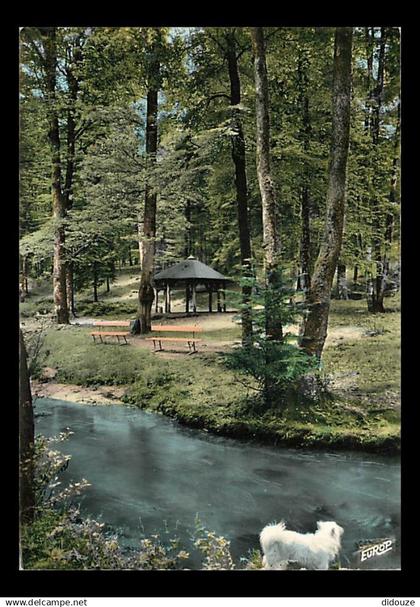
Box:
(34, 397), (401, 569)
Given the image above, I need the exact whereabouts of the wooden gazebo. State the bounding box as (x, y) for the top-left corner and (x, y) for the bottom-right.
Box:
(154, 256), (232, 314)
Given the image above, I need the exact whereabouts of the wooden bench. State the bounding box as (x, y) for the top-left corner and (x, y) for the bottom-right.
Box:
(90, 320), (131, 345)
(145, 325), (203, 353)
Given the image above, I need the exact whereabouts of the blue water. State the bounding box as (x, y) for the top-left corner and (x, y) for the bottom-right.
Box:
(34, 397), (401, 569)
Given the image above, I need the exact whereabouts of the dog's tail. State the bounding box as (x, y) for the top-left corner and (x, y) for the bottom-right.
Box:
(260, 519), (287, 545)
(277, 520), (286, 532)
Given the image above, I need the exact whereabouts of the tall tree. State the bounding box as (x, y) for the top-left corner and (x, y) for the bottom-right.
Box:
(137, 29), (163, 333)
(225, 29), (253, 345)
(43, 27), (69, 324)
(297, 47), (313, 297)
(251, 27), (283, 341)
(300, 27), (353, 358)
(63, 31), (85, 317)
(365, 27), (399, 313)
(19, 329), (35, 525)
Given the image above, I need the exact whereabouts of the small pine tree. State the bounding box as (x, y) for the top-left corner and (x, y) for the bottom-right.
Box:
(225, 272), (317, 409)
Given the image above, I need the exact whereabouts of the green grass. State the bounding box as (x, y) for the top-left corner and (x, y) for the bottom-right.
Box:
(122, 355), (399, 453)
(325, 293), (400, 397)
(34, 321), (399, 452)
(37, 326), (152, 385)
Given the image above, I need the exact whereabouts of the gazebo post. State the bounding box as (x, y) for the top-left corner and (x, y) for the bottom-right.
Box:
(185, 284), (190, 314)
(155, 288), (159, 313)
(208, 288), (212, 313)
(167, 284), (171, 313)
(223, 281), (226, 312)
(192, 282), (197, 313)
(164, 283), (169, 313)
(217, 289), (221, 312)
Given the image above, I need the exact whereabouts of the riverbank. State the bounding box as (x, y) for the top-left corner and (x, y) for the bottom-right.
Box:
(32, 379), (125, 405)
(31, 373), (400, 454)
(26, 294), (400, 455)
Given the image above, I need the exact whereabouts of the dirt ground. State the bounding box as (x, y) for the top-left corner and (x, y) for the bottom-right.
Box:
(32, 379), (126, 405)
(71, 313), (365, 357)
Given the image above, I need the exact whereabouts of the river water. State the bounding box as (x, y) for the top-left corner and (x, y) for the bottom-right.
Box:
(34, 397), (401, 569)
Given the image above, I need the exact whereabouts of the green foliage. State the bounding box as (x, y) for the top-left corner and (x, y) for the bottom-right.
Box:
(76, 300), (137, 317)
(193, 516), (235, 570)
(225, 273), (317, 405)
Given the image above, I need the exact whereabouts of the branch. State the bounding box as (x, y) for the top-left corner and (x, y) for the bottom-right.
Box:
(207, 31), (228, 54)
(236, 43), (251, 61)
(74, 120), (94, 140)
(206, 92), (231, 108)
(265, 27), (283, 42)
(23, 29), (47, 68)
(234, 375), (262, 393)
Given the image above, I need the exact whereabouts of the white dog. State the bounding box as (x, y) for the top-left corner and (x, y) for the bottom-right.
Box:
(260, 520), (344, 570)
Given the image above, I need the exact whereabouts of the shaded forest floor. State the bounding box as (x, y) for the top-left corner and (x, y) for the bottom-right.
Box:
(23, 267), (400, 453)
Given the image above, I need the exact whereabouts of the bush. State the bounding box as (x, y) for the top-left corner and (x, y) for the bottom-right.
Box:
(77, 300), (136, 317)
(225, 337), (317, 405)
(225, 271), (318, 408)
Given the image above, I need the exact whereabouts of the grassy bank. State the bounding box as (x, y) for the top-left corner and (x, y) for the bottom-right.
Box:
(30, 291), (400, 453)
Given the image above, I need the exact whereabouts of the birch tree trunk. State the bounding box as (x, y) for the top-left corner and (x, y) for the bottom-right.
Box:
(300, 27), (353, 358)
(226, 30), (253, 346)
(44, 27), (69, 325)
(19, 328), (35, 525)
(251, 27), (283, 342)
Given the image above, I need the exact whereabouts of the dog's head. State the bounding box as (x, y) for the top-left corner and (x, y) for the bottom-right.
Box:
(317, 521), (344, 541)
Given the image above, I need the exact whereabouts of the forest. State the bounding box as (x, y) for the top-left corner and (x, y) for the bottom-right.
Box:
(19, 26), (400, 571)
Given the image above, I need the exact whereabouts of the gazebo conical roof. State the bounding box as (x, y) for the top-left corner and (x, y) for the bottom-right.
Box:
(153, 256), (231, 313)
(154, 256), (230, 285)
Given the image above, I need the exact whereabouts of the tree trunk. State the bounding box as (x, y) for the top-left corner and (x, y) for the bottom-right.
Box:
(93, 263), (98, 302)
(44, 27), (69, 325)
(66, 261), (76, 317)
(225, 30), (253, 346)
(336, 261), (349, 299)
(300, 185), (311, 297)
(353, 265), (359, 284)
(137, 218), (144, 270)
(138, 86), (158, 333)
(300, 28), (353, 358)
(298, 52), (312, 298)
(251, 27), (283, 342)
(20, 255), (29, 297)
(19, 328), (35, 525)
(184, 200), (192, 258)
(364, 27), (374, 133)
(367, 27), (388, 313)
(383, 100), (400, 283)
